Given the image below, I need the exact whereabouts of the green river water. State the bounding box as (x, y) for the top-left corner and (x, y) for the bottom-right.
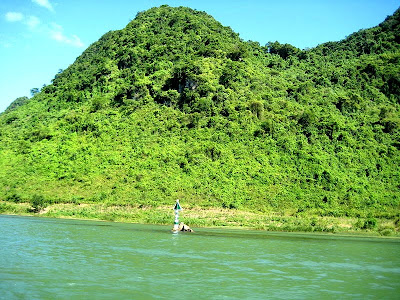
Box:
(0, 215), (399, 299)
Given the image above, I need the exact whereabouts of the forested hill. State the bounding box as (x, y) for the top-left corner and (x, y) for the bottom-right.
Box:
(0, 5), (399, 221)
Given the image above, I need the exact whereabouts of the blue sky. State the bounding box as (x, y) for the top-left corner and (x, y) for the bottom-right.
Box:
(0, 0), (398, 113)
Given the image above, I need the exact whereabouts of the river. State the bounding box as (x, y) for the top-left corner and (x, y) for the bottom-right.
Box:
(0, 215), (399, 299)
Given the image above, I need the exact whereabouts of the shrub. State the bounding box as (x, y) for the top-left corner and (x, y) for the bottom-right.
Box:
(5, 193), (22, 203)
(31, 194), (47, 213)
(362, 217), (377, 229)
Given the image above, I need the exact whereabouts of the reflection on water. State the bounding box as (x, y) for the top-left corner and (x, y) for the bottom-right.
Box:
(1, 215), (399, 299)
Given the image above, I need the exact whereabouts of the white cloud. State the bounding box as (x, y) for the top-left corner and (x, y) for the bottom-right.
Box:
(50, 22), (63, 32)
(50, 23), (84, 48)
(5, 11), (83, 49)
(5, 12), (24, 22)
(26, 16), (41, 30)
(1, 41), (12, 48)
(32, 0), (54, 12)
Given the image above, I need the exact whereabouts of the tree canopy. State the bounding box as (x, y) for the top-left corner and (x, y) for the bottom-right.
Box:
(0, 5), (399, 222)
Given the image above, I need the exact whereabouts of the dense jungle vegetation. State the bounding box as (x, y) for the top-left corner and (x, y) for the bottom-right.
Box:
(1, 6), (399, 229)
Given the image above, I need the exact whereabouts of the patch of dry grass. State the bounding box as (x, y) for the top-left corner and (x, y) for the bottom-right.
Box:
(1, 201), (399, 237)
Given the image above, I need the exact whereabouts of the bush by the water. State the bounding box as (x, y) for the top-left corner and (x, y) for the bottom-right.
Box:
(31, 195), (47, 213)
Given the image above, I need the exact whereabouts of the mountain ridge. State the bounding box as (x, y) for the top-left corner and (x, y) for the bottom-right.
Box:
(0, 5), (399, 232)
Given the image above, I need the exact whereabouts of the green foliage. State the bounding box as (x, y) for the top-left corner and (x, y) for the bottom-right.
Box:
(355, 217), (378, 230)
(5, 193), (22, 203)
(5, 97), (29, 113)
(267, 41), (301, 59)
(31, 194), (47, 213)
(30, 88), (40, 97)
(363, 218), (377, 229)
(0, 5), (399, 226)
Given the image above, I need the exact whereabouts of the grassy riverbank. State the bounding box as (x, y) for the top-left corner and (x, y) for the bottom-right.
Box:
(1, 201), (399, 237)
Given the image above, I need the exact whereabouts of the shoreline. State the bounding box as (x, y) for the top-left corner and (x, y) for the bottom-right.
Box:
(1, 201), (399, 237)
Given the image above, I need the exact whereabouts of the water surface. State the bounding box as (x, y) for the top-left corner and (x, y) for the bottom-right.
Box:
(1, 215), (399, 299)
